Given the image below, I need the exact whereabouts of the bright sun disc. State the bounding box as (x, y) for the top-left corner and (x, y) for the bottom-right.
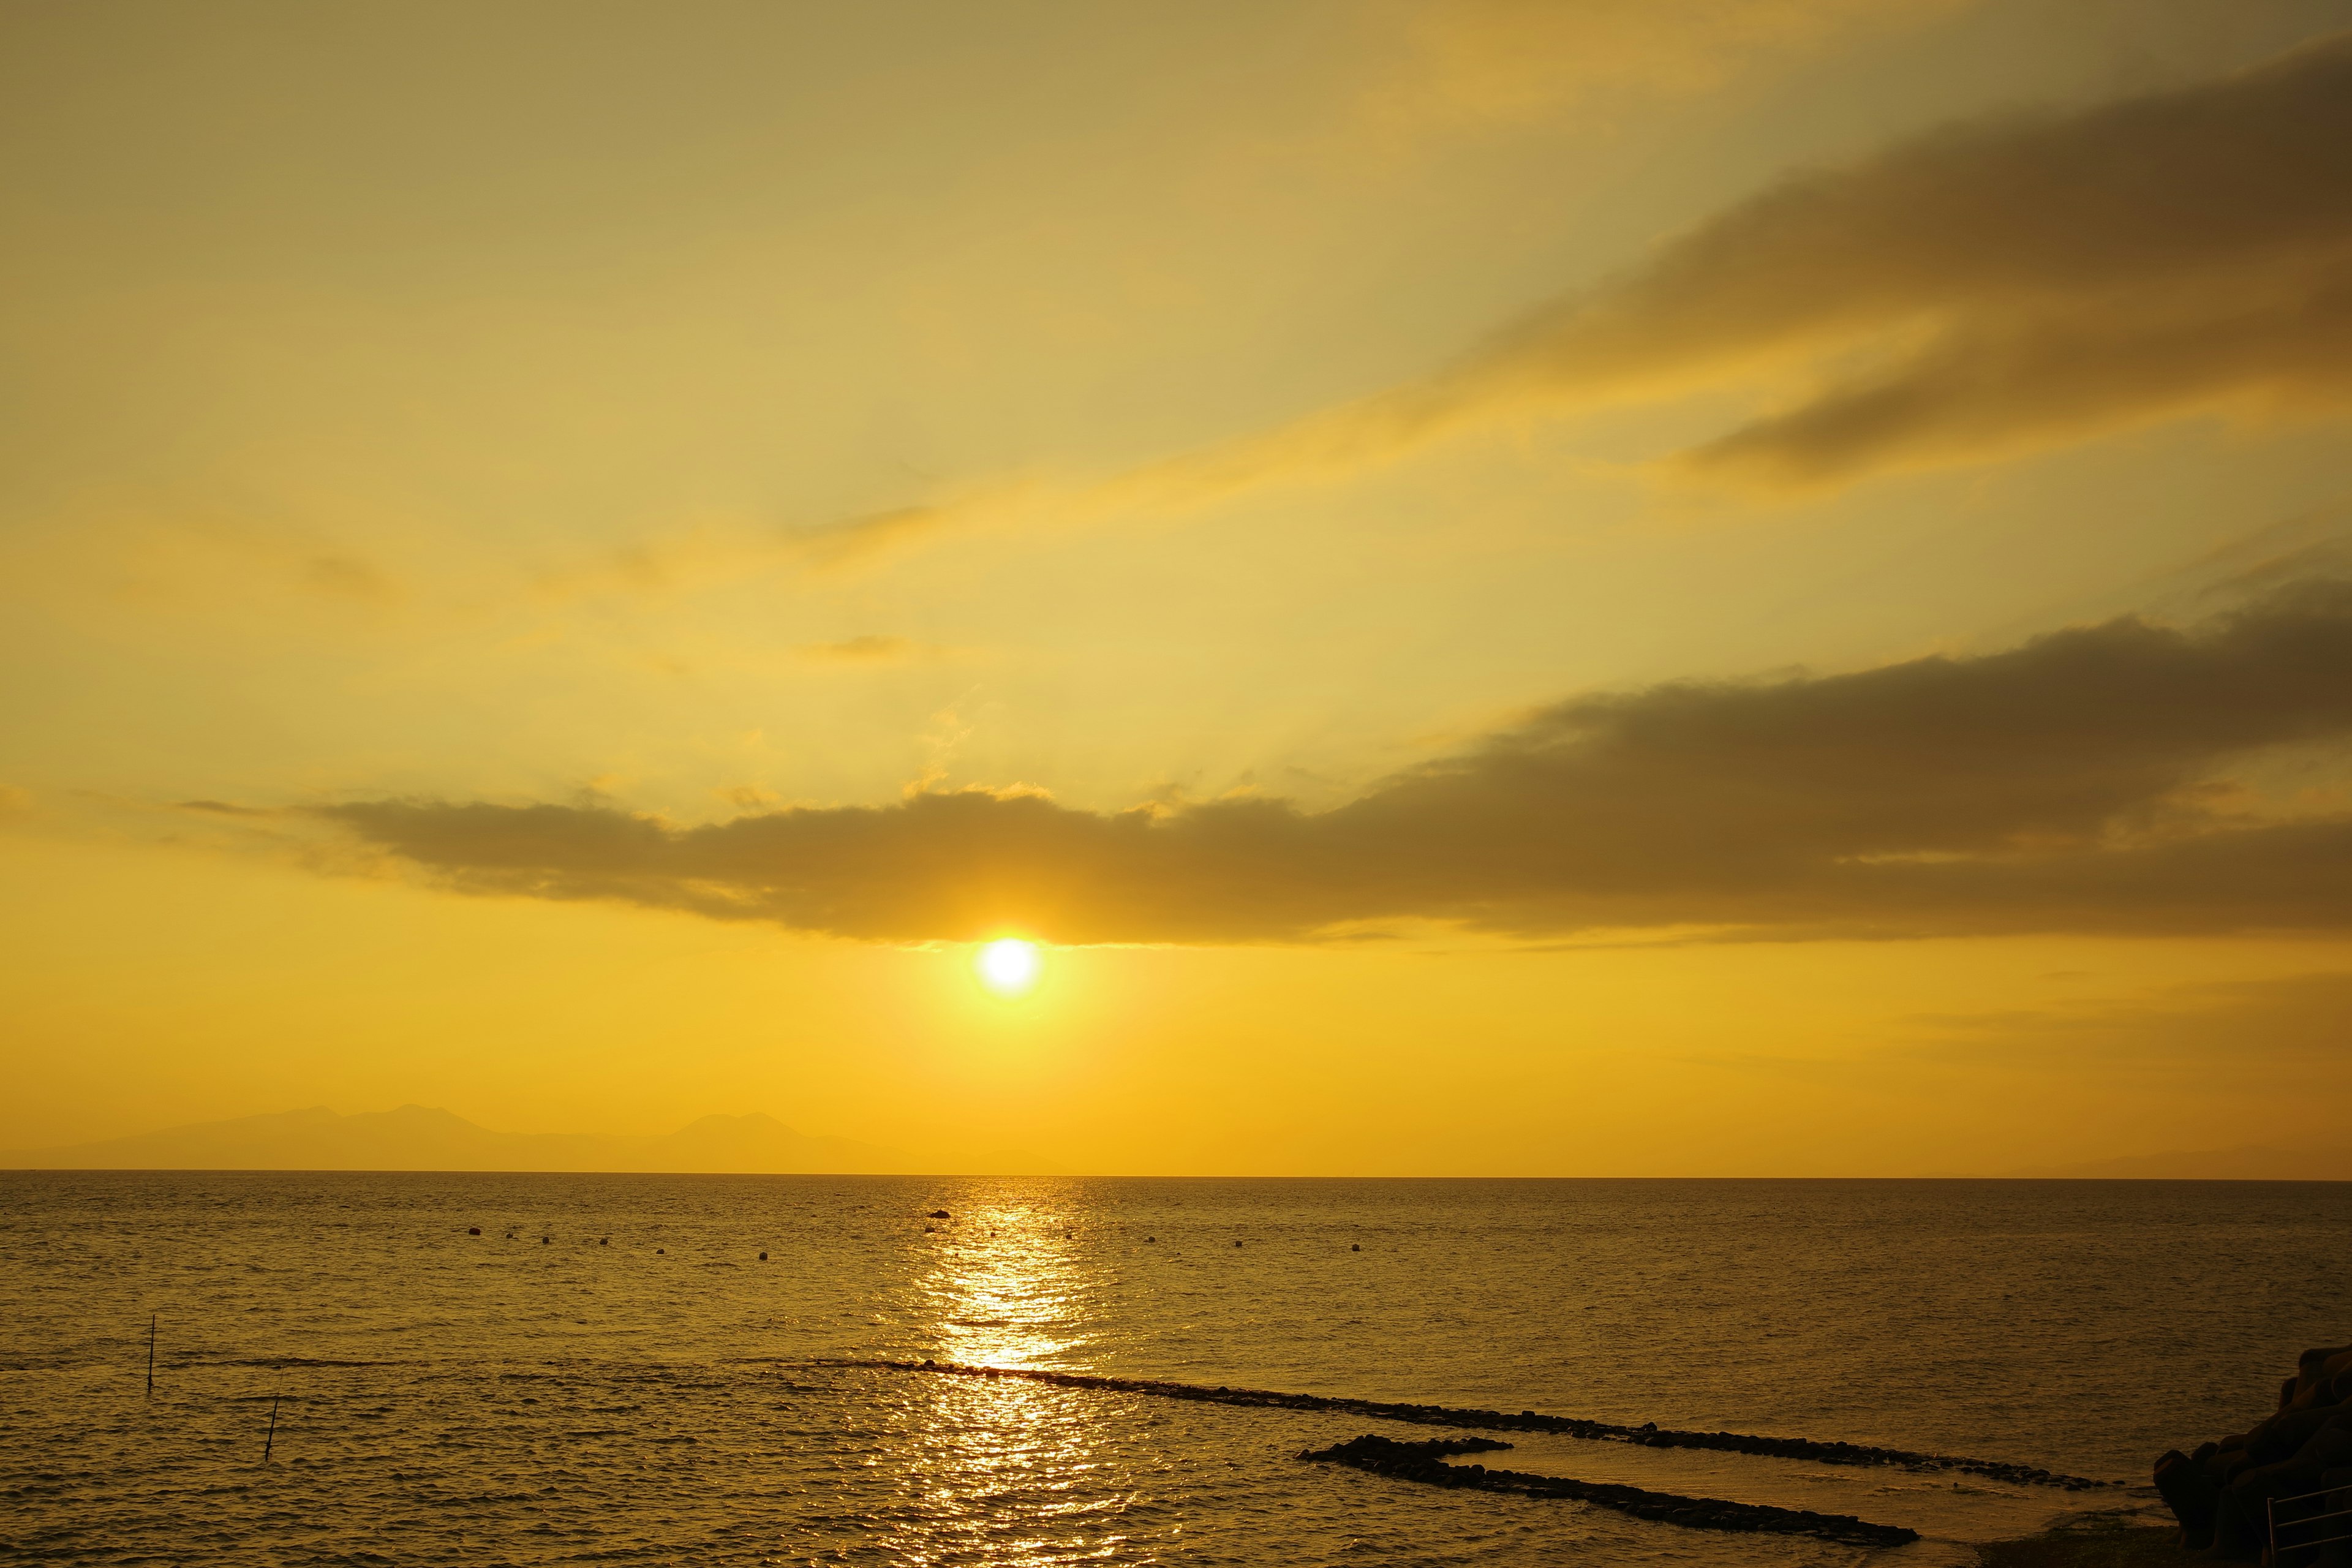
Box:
(976, 938), (1041, 996)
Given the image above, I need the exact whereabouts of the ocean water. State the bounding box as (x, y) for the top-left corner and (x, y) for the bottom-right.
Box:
(4, 1174), (2348, 1566)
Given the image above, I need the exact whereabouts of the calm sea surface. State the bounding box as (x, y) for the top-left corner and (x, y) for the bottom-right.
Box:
(4, 1174), (2348, 1565)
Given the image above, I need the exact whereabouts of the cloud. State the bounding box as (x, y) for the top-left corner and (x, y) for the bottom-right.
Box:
(844, 29), (2352, 545)
(317, 579), (2352, 944)
(793, 635), (934, 666)
(1297, 30), (2352, 489)
(1679, 262), (2352, 486)
(782, 504), (960, 570)
(179, 799), (280, 818)
(300, 554), (398, 602)
(1912, 972), (2352, 1073)
(1377, 0), (1970, 129)
(1901, 971), (2352, 1159)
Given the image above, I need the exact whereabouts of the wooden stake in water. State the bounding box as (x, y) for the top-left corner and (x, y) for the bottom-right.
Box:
(146, 1313), (156, 1398)
(263, 1393), (280, 1463)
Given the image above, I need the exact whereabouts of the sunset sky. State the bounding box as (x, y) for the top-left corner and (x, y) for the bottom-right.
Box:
(6, 0), (2352, 1174)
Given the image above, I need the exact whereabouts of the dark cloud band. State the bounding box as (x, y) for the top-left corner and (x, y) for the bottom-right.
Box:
(320, 580), (2352, 944)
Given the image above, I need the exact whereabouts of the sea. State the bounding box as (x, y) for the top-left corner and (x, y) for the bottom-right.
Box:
(4, 1174), (2348, 1566)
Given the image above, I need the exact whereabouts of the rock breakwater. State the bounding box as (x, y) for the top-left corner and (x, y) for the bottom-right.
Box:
(1297, 1433), (1922, 1548)
(832, 1357), (2114, 1489)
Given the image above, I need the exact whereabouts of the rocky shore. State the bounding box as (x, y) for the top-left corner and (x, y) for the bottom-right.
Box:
(1974, 1514), (2191, 1568)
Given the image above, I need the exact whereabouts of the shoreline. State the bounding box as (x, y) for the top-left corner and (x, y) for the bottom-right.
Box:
(1978, 1511), (2188, 1567)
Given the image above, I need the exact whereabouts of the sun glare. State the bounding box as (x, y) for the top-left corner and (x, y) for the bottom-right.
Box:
(976, 938), (1042, 997)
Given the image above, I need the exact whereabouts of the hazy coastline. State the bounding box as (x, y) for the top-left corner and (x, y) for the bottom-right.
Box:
(10, 1105), (2349, 1182)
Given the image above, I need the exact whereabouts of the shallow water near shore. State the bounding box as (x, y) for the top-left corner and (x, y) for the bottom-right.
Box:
(4, 1174), (2347, 1564)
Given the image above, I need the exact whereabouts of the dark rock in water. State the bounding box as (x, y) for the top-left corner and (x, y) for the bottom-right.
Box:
(467, 1227), (480, 1235)
(758, 1251), (768, 1261)
(1352, 1243), (1360, 1251)
(1302, 1435), (1511, 1462)
(1297, 1433), (1919, 1547)
(599, 1237), (608, 1246)
(655, 1248), (665, 1254)
(540, 1237), (551, 1245)
(1234, 1240), (1243, 1248)
(929, 1210), (950, 1219)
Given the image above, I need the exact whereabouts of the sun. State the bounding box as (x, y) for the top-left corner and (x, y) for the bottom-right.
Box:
(975, 938), (1042, 997)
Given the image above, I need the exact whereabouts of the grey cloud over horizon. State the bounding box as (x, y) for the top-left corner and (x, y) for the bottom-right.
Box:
(315, 579), (2352, 945)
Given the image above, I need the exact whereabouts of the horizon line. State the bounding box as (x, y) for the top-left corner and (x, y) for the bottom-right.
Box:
(3, 1165), (2345, 1182)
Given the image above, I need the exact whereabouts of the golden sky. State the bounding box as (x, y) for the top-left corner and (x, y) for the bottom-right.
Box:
(6, 0), (2352, 1174)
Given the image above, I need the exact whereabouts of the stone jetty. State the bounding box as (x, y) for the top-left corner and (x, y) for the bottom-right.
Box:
(838, 1357), (2114, 1490)
(1298, 1433), (1921, 1548)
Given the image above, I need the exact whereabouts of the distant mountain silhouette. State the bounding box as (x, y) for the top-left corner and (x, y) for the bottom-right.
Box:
(0, 1104), (900, 1174)
(2010, 1141), (2352, 1180)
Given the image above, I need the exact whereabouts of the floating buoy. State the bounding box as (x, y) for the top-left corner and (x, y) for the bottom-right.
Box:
(656, 1248), (665, 1254)
(467, 1227), (480, 1236)
(599, 1237), (608, 1246)
(541, 1236), (551, 1245)
(1145, 1236), (1156, 1243)
(1234, 1240), (1243, 1248)
(928, 1209), (950, 1219)
(758, 1251), (768, 1261)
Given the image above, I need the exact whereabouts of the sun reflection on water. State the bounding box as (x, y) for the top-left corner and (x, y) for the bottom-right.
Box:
(919, 1204), (1089, 1369)
(880, 1205), (1138, 1563)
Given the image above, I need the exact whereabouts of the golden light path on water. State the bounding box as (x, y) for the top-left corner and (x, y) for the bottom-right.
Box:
(924, 1200), (1083, 1370)
(900, 1199), (1126, 1564)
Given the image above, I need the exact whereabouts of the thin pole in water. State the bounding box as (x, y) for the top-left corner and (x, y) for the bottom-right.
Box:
(264, 1393), (280, 1463)
(146, 1313), (156, 1398)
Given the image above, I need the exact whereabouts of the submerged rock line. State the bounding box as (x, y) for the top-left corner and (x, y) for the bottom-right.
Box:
(1298, 1434), (1920, 1547)
(824, 1358), (2114, 1490)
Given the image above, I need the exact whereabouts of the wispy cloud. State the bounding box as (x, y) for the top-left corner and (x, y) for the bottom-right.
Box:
(781, 503), (965, 570)
(791, 635), (943, 666)
(309, 578), (2352, 944)
(829, 29), (2352, 554)
(178, 799), (281, 819)
(1336, 29), (2352, 490)
(300, 554), (399, 603)
(1904, 971), (2352, 1084)
(1370, 0), (1972, 132)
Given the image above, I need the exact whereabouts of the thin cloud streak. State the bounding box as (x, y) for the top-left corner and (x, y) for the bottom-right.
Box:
(315, 579), (2352, 945)
(1337, 27), (2352, 489)
(827, 29), (2352, 553)
(1381, 0), (1970, 130)
(792, 635), (946, 666)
